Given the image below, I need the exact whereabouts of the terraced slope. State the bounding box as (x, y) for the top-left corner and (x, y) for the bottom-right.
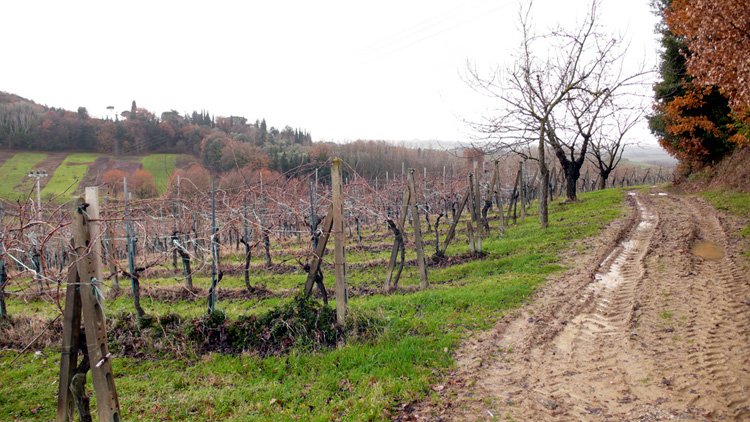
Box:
(0, 152), (47, 200)
(40, 153), (98, 201)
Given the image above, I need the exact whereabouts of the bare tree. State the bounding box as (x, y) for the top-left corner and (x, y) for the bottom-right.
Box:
(467, 0), (649, 213)
(548, 31), (648, 200)
(588, 110), (639, 189)
(468, 1), (609, 225)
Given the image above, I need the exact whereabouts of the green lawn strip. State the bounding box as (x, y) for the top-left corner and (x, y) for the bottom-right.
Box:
(40, 153), (98, 201)
(702, 190), (750, 216)
(0, 188), (626, 421)
(0, 152), (47, 199)
(702, 190), (750, 237)
(6, 294), (284, 321)
(140, 154), (178, 194)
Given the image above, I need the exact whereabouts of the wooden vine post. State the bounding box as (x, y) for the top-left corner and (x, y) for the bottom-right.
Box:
(473, 160), (483, 236)
(331, 158), (348, 324)
(208, 174), (219, 314)
(466, 172), (482, 254)
(0, 210), (7, 318)
(520, 161), (526, 222)
(241, 186), (251, 291)
(57, 196), (121, 422)
(84, 188), (104, 284)
(508, 167), (521, 224)
(493, 160), (506, 233)
(407, 169), (428, 288)
(124, 177), (145, 318)
(103, 198), (119, 293)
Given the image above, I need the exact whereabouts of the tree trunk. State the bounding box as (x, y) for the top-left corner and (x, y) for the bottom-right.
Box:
(263, 229), (272, 267)
(131, 274), (145, 319)
(481, 200), (492, 233)
(182, 255), (193, 290)
(597, 171), (609, 190)
(434, 213), (443, 256)
(538, 130), (549, 228)
(563, 163), (580, 201)
(385, 219), (404, 290)
(0, 259), (7, 319)
(241, 236), (251, 292)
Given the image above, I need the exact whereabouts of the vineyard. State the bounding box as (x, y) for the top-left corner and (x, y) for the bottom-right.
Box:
(0, 154), (670, 420)
(1, 0), (748, 417)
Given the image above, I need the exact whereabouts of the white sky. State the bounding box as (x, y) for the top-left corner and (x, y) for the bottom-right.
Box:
(0, 0), (661, 145)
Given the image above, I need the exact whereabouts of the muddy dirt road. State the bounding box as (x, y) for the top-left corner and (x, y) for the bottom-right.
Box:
(408, 190), (750, 421)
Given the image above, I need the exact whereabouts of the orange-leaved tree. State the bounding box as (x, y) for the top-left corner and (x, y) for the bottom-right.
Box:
(666, 0), (750, 113)
(131, 169), (157, 199)
(666, 0), (749, 145)
(649, 0), (742, 169)
(102, 169), (126, 196)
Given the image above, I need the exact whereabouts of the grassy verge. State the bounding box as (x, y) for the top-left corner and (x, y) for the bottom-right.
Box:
(141, 154), (178, 194)
(0, 189), (626, 421)
(40, 153), (98, 201)
(0, 152), (47, 200)
(702, 190), (750, 238)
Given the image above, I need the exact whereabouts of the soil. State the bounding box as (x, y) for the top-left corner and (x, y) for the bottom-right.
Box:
(404, 188), (750, 421)
(79, 156), (142, 189)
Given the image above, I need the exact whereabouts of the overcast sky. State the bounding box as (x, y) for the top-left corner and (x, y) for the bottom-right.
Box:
(1, 0), (660, 145)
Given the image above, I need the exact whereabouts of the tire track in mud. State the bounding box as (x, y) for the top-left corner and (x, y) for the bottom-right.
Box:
(674, 199), (750, 420)
(506, 193), (659, 420)
(405, 190), (750, 421)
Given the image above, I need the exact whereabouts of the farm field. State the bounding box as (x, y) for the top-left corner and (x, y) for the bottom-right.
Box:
(140, 153), (179, 194)
(0, 152), (47, 200)
(0, 151), (186, 202)
(40, 153), (99, 201)
(0, 186), (627, 420)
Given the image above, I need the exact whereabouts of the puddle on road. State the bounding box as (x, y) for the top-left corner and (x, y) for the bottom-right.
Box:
(692, 240), (725, 260)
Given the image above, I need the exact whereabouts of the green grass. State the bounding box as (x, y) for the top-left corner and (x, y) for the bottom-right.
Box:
(0, 152), (47, 199)
(40, 153), (98, 201)
(141, 154), (178, 194)
(702, 190), (750, 237)
(0, 189), (627, 421)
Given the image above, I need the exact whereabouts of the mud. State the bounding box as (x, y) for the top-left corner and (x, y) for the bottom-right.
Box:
(691, 240), (725, 260)
(405, 189), (750, 421)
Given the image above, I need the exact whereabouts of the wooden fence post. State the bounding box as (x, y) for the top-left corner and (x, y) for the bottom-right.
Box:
(58, 197), (121, 422)
(84, 188), (103, 284)
(56, 268), (82, 422)
(331, 158), (348, 324)
(407, 169), (428, 289)
(466, 221), (476, 254)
